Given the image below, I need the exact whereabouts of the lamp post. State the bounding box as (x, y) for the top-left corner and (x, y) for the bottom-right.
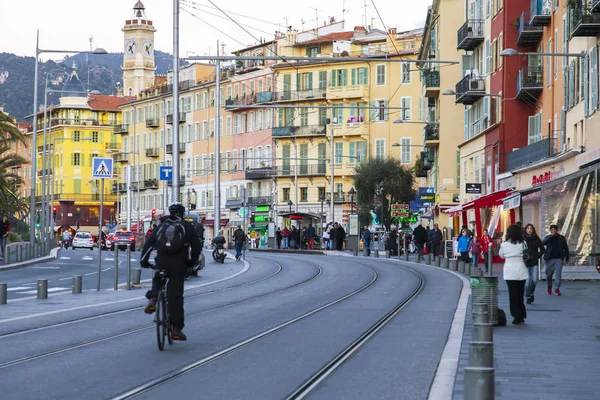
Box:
(29, 31), (106, 249)
(319, 195), (325, 233)
(287, 199), (293, 214)
(349, 187), (356, 214)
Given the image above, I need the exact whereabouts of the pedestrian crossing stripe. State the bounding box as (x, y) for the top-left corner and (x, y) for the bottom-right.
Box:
(17, 287), (68, 294)
(94, 161), (111, 176)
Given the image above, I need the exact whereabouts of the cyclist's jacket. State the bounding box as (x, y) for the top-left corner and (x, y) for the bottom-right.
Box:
(141, 215), (202, 271)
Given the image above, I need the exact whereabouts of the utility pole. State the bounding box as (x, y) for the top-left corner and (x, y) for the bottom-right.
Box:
(172, 0), (180, 203)
(330, 124), (335, 223)
(215, 40), (222, 235)
(294, 139), (298, 213)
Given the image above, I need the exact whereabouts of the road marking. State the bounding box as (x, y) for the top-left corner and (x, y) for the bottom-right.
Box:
(6, 287), (32, 291)
(59, 257), (71, 260)
(102, 268), (112, 272)
(105, 258), (115, 261)
(58, 277), (72, 281)
(17, 287), (68, 294)
(32, 266), (60, 270)
(84, 272), (97, 276)
(82, 257), (93, 260)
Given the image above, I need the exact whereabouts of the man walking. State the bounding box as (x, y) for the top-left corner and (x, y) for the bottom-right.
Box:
(281, 226), (290, 249)
(306, 224), (316, 250)
(542, 224), (569, 296)
(0, 215), (10, 260)
(430, 223), (443, 260)
(233, 225), (246, 261)
(276, 227), (282, 249)
(362, 226), (372, 256)
(413, 221), (428, 258)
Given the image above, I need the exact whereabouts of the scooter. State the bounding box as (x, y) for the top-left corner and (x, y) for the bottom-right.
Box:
(212, 236), (226, 264)
(186, 254), (206, 277)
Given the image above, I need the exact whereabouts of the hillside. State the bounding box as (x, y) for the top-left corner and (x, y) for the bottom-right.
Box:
(0, 51), (183, 121)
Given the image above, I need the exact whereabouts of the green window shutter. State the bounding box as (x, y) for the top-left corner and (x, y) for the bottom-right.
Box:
(351, 68), (356, 85)
(569, 60), (575, 108)
(584, 52), (589, 117)
(341, 69), (347, 86)
(383, 100), (389, 121)
(369, 101), (376, 121)
(308, 72), (313, 89)
(592, 46), (599, 112)
(306, 48), (311, 56)
(331, 70), (336, 87)
(296, 73), (300, 92)
(278, 108), (284, 126)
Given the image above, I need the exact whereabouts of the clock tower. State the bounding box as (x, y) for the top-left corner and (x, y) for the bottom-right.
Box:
(122, 1), (156, 97)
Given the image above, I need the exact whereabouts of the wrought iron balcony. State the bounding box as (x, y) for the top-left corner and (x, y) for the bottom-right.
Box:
(247, 195), (273, 206)
(570, 5), (600, 37)
(455, 74), (485, 105)
(145, 118), (160, 128)
(530, 0), (552, 26)
(143, 179), (159, 190)
(245, 168), (273, 180)
(112, 152), (129, 163)
(325, 192), (350, 204)
(105, 142), (120, 151)
(273, 164), (327, 177)
(145, 148), (160, 157)
(506, 138), (556, 171)
(517, 66), (543, 101)
(114, 124), (129, 134)
(165, 143), (186, 154)
(37, 144), (53, 153)
(112, 183), (128, 193)
(517, 11), (543, 47)
(36, 168), (53, 177)
(274, 89), (326, 102)
(457, 19), (484, 50)
(166, 112), (186, 124)
(326, 85), (368, 100)
(423, 70), (440, 97)
(424, 124), (440, 148)
(272, 125), (326, 138)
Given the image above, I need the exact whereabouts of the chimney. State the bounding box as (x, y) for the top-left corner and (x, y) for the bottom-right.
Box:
(353, 26), (366, 39)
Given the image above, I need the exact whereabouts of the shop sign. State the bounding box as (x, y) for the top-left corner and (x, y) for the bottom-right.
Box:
(419, 187), (435, 194)
(418, 193), (435, 203)
(531, 167), (564, 186)
(465, 183), (482, 194)
(576, 145), (600, 168)
(254, 215), (269, 222)
(255, 206), (269, 212)
(290, 215), (303, 220)
(503, 195), (521, 211)
(498, 175), (516, 190)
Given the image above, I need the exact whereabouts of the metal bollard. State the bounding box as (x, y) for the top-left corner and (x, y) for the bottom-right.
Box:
(385, 250), (390, 258)
(375, 249), (379, 258)
(435, 256), (441, 267)
(37, 279), (48, 299)
(403, 249), (409, 261)
(464, 367), (495, 400)
(416, 253), (421, 263)
(426, 253), (431, 265)
(72, 275), (82, 294)
(473, 303), (488, 314)
(127, 247), (132, 290)
(133, 268), (142, 285)
(114, 248), (119, 291)
(468, 341), (494, 368)
(0, 283), (7, 304)
(472, 322), (494, 343)
(472, 312), (489, 324)
(487, 247), (493, 276)
(453, 258), (459, 272)
(443, 257), (449, 269)
(16, 245), (23, 262)
(353, 248), (358, 256)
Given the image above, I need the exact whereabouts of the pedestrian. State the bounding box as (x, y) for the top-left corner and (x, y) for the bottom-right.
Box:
(480, 228), (494, 272)
(362, 226), (372, 256)
(329, 224), (337, 251)
(468, 235), (481, 267)
(523, 224), (545, 304)
(322, 229), (330, 249)
(462, 224), (473, 239)
(542, 224), (570, 296)
(290, 226), (298, 249)
(281, 226), (290, 249)
(430, 223), (443, 260)
(0, 215), (10, 259)
(336, 224), (346, 250)
(233, 225), (246, 261)
(388, 228), (398, 256)
(499, 224), (529, 325)
(276, 227), (282, 249)
(62, 229), (72, 249)
(413, 221), (428, 257)
(457, 229), (471, 263)
(306, 223), (316, 250)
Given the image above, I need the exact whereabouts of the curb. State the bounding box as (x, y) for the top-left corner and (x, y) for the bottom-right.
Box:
(0, 247), (60, 272)
(248, 248), (327, 255)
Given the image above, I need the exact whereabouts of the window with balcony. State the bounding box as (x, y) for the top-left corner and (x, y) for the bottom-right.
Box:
(332, 105), (343, 124)
(318, 71), (327, 89)
(300, 109), (308, 126)
(376, 65), (386, 86)
(331, 69), (348, 87)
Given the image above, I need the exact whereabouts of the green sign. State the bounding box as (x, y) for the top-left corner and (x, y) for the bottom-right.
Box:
(254, 215), (269, 222)
(255, 206), (270, 212)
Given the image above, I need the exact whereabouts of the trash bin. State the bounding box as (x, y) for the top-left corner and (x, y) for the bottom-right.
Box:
(470, 276), (499, 325)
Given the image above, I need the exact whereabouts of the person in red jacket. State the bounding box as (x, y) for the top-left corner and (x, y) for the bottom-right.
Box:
(281, 226), (290, 249)
(480, 229), (494, 271)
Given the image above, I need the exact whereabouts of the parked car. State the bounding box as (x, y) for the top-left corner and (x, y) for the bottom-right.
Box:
(111, 230), (136, 251)
(72, 232), (94, 250)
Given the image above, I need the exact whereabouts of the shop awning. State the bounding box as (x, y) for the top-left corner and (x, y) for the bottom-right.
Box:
(502, 193), (521, 211)
(445, 204), (463, 217)
(462, 189), (513, 210)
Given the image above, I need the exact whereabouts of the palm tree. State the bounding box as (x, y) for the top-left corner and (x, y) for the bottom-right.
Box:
(0, 110), (26, 145)
(0, 147), (28, 216)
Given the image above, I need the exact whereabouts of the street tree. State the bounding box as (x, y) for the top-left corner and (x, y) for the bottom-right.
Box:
(353, 157), (417, 229)
(0, 110), (26, 146)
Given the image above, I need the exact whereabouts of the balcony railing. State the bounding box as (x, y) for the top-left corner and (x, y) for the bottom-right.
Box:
(424, 70), (440, 88)
(273, 164), (327, 177)
(166, 112), (186, 124)
(165, 143), (186, 154)
(167, 176), (186, 187)
(326, 85), (368, 100)
(247, 195), (273, 206)
(570, 5), (600, 37)
(325, 192), (351, 204)
(37, 144), (53, 153)
(114, 124), (129, 134)
(457, 19), (484, 50)
(36, 169), (53, 177)
(143, 179), (159, 189)
(145, 148), (160, 157)
(517, 11), (543, 47)
(530, 0), (552, 26)
(455, 74), (485, 105)
(105, 142), (120, 151)
(53, 193), (118, 202)
(517, 66), (543, 101)
(245, 168), (273, 180)
(145, 118), (160, 128)
(112, 153), (129, 163)
(272, 125), (326, 138)
(506, 138), (556, 171)
(424, 124), (440, 148)
(274, 89), (326, 102)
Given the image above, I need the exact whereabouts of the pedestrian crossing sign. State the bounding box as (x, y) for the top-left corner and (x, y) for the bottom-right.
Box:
(92, 157), (114, 178)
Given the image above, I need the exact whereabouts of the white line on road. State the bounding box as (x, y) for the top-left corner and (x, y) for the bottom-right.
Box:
(102, 268), (112, 272)
(17, 287), (68, 294)
(59, 257), (71, 260)
(84, 272), (97, 276)
(58, 277), (72, 281)
(6, 287), (32, 291)
(82, 257), (93, 260)
(32, 266), (60, 270)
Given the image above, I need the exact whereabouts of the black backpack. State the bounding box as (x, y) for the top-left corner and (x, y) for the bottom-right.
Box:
(154, 217), (187, 254)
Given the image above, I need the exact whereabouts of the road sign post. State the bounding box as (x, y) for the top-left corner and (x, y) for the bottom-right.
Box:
(93, 157), (113, 291)
(160, 166), (173, 210)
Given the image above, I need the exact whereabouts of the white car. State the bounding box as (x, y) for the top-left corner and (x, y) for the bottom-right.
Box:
(72, 232), (95, 250)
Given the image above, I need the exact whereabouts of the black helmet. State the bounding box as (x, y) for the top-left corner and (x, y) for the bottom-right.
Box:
(168, 202), (185, 218)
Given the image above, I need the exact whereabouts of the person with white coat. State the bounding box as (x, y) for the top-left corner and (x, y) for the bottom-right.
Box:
(499, 224), (529, 325)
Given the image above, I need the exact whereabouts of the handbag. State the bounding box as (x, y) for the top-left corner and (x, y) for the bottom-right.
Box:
(522, 241), (534, 264)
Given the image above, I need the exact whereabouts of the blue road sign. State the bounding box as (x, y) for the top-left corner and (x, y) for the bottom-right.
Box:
(419, 187), (435, 194)
(92, 157), (113, 178)
(410, 200), (426, 212)
(160, 166), (173, 181)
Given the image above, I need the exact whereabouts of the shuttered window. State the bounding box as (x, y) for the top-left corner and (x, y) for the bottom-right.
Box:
(591, 46), (599, 114)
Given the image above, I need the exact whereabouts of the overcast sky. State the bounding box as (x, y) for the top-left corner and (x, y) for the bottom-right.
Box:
(0, 0), (431, 60)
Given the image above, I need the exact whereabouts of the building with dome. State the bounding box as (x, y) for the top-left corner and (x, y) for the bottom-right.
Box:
(26, 62), (131, 234)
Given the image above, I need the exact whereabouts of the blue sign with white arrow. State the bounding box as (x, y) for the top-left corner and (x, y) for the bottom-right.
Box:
(160, 166), (173, 181)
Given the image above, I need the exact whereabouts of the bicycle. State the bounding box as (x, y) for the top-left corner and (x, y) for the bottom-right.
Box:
(153, 267), (173, 351)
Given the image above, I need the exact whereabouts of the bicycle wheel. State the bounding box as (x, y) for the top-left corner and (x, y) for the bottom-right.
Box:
(155, 291), (166, 351)
(166, 301), (174, 345)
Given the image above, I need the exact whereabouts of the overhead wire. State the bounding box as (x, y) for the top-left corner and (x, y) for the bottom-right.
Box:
(180, 6), (247, 47)
(180, 0), (282, 27)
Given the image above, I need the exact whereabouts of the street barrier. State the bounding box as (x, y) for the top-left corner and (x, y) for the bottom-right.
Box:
(426, 253), (431, 265)
(127, 247), (132, 290)
(385, 250), (390, 258)
(458, 260), (465, 274)
(470, 276), (499, 325)
(133, 268), (142, 285)
(465, 304), (495, 400)
(416, 253), (421, 263)
(452, 258), (459, 272)
(0, 283), (6, 304)
(72, 275), (82, 294)
(37, 279), (48, 299)
(375, 249), (379, 258)
(443, 257), (449, 269)
(435, 256), (441, 267)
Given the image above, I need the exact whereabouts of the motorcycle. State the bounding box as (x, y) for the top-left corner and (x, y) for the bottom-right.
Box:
(186, 254), (205, 277)
(62, 238), (71, 249)
(212, 236), (226, 264)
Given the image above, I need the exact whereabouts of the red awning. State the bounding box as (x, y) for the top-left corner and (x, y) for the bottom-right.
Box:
(461, 189), (513, 210)
(202, 219), (229, 227)
(445, 205), (463, 217)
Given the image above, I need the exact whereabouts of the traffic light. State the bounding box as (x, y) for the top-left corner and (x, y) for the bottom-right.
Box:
(151, 209), (156, 216)
(53, 206), (57, 220)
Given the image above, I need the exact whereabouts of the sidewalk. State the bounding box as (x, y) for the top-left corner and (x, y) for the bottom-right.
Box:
(453, 263), (600, 400)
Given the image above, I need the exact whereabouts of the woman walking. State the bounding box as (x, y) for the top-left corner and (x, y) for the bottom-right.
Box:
(523, 224), (545, 304)
(469, 235), (481, 268)
(499, 224), (529, 325)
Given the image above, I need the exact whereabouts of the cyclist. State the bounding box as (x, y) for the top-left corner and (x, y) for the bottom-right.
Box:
(140, 202), (202, 341)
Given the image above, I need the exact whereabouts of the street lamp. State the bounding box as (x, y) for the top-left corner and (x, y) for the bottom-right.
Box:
(287, 199), (293, 214)
(349, 187), (356, 214)
(29, 30), (106, 248)
(500, 48), (585, 58)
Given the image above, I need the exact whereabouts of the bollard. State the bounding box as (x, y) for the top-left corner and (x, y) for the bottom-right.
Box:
(473, 303), (488, 314)
(72, 275), (82, 294)
(375, 249), (379, 258)
(416, 253), (421, 263)
(37, 279), (48, 299)
(127, 247), (132, 290)
(472, 322), (494, 343)
(16, 245), (23, 262)
(133, 268), (142, 285)
(385, 250), (390, 259)
(114, 248), (120, 291)
(472, 312), (489, 324)
(0, 283), (7, 304)
(453, 258), (459, 272)
(487, 247), (493, 276)
(458, 260), (464, 274)
(435, 256), (441, 267)
(403, 249), (409, 261)
(426, 253), (431, 265)
(468, 341), (494, 368)
(353, 248), (358, 257)
(443, 257), (449, 269)
(464, 367), (495, 400)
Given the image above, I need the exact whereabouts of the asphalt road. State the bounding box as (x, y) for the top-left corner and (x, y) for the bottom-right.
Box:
(0, 253), (463, 400)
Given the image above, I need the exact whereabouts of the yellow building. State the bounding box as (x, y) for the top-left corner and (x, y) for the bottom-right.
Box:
(31, 64), (128, 232)
(271, 25), (424, 227)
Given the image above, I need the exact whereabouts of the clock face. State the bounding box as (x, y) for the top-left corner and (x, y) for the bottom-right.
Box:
(142, 40), (153, 56)
(125, 40), (136, 57)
